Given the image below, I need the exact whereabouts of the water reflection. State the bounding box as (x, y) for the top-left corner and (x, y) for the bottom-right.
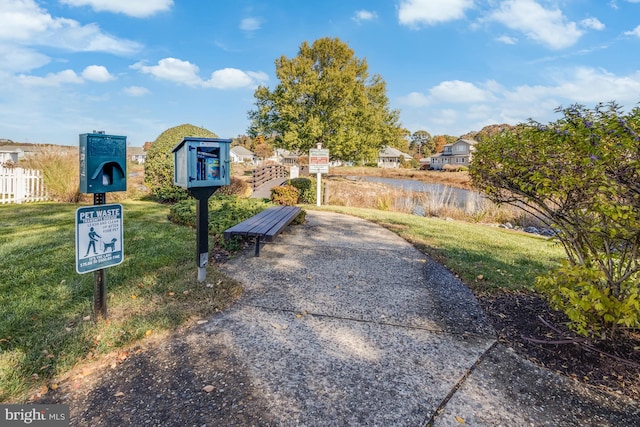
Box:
(345, 176), (485, 213)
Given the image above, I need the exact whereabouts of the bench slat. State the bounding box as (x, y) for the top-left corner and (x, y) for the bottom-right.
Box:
(223, 206), (300, 242)
(223, 207), (284, 237)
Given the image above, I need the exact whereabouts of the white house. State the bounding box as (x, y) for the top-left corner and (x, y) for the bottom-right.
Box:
(230, 146), (256, 164)
(429, 139), (476, 170)
(377, 146), (413, 168)
(128, 147), (147, 164)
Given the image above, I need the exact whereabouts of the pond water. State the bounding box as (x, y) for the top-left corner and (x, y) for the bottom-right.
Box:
(345, 176), (486, 213)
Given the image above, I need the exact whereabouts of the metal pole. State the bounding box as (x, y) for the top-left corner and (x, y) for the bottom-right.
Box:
(316, 143), (322, 207)
(191, 187), (217, 282)
(93, 192), (107, 320)
(316, 172), (321, 207)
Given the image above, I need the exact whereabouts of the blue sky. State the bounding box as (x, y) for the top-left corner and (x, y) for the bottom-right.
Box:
(1, 0), (640, 147)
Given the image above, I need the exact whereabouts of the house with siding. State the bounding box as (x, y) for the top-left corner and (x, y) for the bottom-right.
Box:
(377, 146), (413, 168)
(128, 146), (147, 164)
(429, 138), (477, 170)
(230, 146), (256, 164)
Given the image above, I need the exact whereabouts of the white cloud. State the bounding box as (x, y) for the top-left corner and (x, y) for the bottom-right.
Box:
(82, 65), (114, 82)
(487, 0), (583, 49)
(553, 67), (640, 103)
(205, 68), (268, 89)
(624, 25), (640, 37)
(0, 0), (141, 61)
(132, 58), (268, 89)
(123, 86), (150, 96)
(496, 35), (517, 45)
(352, 10), (378, 24)
(0, 0), (69, 41)
(240, 17), (263, 32)
(132, 57), (202, 86)
(397, 91), (430, 107)
(430, 80), (493, 103)
(398, 81), (492, 107)
(580, 17), (605, 31)
(16, 69), (83, 86)
(398, 0), (473, 28)
(0, 46), (50, 73)
(400, 67), (640, 136)
(60, 0), (173, 18)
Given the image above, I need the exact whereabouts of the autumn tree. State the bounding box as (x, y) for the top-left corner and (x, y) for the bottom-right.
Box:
(248, 37), (407, 163)
(470, 103), (640, 339)
(254, 142), (274, 160)
(432, 135), (448, 154)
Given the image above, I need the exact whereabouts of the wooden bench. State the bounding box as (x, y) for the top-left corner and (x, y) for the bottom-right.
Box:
(223, 206), (301, 256)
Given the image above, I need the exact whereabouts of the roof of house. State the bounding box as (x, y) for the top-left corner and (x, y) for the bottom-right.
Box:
(0, 144), (38, 153)
(378, 146), (413, 159)
(231, 146), (254, 156)
(128, 146), (146, 156)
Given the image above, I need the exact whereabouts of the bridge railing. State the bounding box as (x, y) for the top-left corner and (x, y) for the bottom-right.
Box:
(252, 164), (289, 190)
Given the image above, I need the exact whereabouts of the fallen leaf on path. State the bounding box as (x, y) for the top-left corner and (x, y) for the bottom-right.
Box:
(202, 385), (214, 393)
(455, 416), (465, 424)
(114, 391), (125, 397)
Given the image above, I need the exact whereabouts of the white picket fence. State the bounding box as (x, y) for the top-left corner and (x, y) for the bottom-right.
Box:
(0, 166), (48, 204)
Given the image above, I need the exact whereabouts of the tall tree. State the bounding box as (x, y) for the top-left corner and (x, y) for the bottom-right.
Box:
(248, 37), (407, 163)
(410, 130), (434, 156)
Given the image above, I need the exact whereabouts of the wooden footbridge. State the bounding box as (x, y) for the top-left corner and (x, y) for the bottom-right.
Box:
(251, 164), (290, 198)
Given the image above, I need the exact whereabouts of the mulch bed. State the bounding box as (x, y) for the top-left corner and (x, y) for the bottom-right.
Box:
(477, 291), (640, 401)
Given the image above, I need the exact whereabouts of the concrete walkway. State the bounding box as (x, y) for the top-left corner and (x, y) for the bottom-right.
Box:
(45, 211), (640, 426)
(213, 210), (640, 426)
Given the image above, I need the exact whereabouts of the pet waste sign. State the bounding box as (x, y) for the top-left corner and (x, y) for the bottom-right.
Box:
(76, 204), (123, 274)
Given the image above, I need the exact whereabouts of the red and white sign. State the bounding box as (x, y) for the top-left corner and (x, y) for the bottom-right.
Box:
(309, 149), (329, 174)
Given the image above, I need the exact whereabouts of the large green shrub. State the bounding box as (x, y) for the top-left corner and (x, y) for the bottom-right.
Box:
(470, 103), (640, 339)
(145, 124), (218, 202)
(286, 177), (316, 204)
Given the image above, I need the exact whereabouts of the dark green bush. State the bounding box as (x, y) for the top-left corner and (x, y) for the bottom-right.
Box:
(145, 124), (218, 202)
(169, 195), (270, 233)
(286, 177), (316, 204)
(271, 185), (300, 206)
(168, 195), (272, 249)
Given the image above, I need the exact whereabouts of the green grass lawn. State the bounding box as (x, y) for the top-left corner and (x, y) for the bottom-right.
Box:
(1, 200), (566, 403)
(0, 200), (242, 403)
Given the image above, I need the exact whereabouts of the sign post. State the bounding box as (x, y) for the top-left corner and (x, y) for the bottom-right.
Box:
(309, 145), (329, 206)
(75, 203), (124, 319)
